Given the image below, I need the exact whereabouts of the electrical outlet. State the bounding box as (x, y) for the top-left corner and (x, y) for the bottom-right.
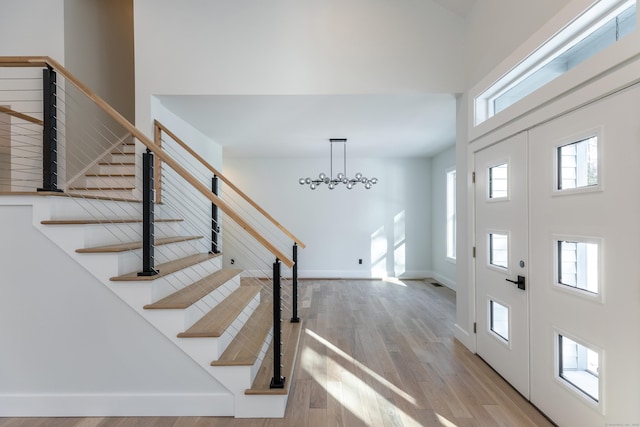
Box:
(358, 259), (362, 265)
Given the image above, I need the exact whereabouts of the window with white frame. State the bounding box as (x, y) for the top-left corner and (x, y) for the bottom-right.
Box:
(557, 136), (598, 190)
(446, 169), (456, 260)
(558, 334), (600, 403)
(475, 0), (636, 125)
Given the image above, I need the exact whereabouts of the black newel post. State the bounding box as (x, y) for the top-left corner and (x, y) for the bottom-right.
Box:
(270, 258), (285, 389)
(138, 149), (158, 276)
(291, 243), (300, 323)
(38, 66), (62, 193)
(211, 175), (220, 254)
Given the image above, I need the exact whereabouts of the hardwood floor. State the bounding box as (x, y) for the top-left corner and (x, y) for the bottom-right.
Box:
(0, 279), (554, 427)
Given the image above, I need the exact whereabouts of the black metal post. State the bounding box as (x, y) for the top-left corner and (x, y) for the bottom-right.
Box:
(291, 243), (300, 323)
(211, 175), (220, 254)
(138, 149), (158, 276)
(38, 66), (62, 193)
(270, 258), (285, 389)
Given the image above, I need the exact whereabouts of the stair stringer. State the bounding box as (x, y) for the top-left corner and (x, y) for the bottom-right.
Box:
(24, 195), (291, 417)
(0, 198), (234, 417)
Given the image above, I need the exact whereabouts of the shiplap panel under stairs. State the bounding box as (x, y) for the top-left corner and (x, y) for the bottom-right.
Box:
(20, 193), (300, 418)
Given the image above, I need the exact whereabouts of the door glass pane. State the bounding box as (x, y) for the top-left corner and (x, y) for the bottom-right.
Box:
(557, 136), (598, 190)
(489, 163), (508, 198)
(557, 240), (599, 294)
(490, 300), (509, 341)
(490, 233), (508, 269)
(559, 335), (599, 402)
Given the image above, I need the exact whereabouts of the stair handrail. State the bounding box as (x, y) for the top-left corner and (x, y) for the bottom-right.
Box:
(0, 56), (294, 268)
(0, 105), (43, 125)
(154, 120), (306, 249)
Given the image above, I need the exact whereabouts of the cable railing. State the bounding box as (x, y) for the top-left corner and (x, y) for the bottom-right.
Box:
(0, 56), (304, 391)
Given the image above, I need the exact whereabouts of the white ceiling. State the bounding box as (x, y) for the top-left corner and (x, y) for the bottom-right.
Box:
(155, 0), (475, 159)
(433, 0), (476, 17)
(158, 94), (458, 159)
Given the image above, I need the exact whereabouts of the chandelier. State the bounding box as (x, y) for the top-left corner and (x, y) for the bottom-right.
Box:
(299, 138), (378, 190)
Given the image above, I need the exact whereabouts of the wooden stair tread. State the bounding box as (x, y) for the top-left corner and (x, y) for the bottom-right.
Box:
(99, 162), (134, 166)
(0, 192), (141, 203)
(177, 284), (261, 338)
(245, 320), (303, 395)
(110, 253), (220, 281)
(211, 301), (273, 366)
(85, 173), (135, 177)
(41, 218), (182, 225)
(76, 235), (201, 253)
(144, 269), (242, 309)
(68, 186), (136, 190)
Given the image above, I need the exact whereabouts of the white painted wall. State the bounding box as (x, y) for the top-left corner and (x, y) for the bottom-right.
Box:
(455, 0), (581, 350)
(0, 0), (65, 60)
(64, 0), (135, 122)
(0, 203), (230, 416)
(133, 0), (466, 137)
(63, 0), (135, 181)
(430, 145), (456, 289)
(223, 157), (432, 278)
(151, 97), (222, 254)
(465, 0), (572, 88)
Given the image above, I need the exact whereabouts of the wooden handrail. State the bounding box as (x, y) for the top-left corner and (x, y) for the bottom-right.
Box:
(0, 56), (294, 268)
(0, 106), (43, 126)
(154, 120), (306, 249)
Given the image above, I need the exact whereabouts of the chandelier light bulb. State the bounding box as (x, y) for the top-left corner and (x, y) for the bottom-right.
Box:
(355, 172), (363, 180)
(347, 182), (353, 189)
(319, 172), (326, 180)
(365, 182), (372, 189)
(299, 178), (306, 185)
(342, 177), (348, 184)
(370, 177), (378, 184)
(305, 177), (312, 184)
(328, 183), (335, 190)
(337, 172), (345, 180)
(310, 183), (316, 190)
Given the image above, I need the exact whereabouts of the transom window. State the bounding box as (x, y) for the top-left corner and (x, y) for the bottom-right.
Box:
(475, 0), (636, 125)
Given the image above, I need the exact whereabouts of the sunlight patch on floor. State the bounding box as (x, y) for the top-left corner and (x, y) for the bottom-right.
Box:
(382, 276), (408, 287)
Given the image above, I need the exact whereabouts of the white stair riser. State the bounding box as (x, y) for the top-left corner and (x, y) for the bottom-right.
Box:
(85, 176), (137, 188)
(67, 189), (136, 200)
(115, 144), (135, 154)
(114, 239), (205, 275)
(110, 153), (135, 163)
(184, 275), (241, 329)
(83, 221), (182, 248)
(151, 256), (222, 301)
(210, 330), (272, 392)
(234, 394), (288, 418)
(99, 164), (135, 175)
(45, 197), (143, 220)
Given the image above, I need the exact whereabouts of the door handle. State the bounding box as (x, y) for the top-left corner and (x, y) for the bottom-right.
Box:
(506, 275), (526, 290)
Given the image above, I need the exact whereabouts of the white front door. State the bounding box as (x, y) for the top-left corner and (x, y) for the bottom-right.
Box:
(474, 132), (529, 398)
(528, 83), (640, 426)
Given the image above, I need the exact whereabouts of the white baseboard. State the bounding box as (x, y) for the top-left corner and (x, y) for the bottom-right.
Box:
(431, 272), (456, 290)
(297, 269), (432, 279)
(0, 393), (234, 417)
(454, 323), (476, 353)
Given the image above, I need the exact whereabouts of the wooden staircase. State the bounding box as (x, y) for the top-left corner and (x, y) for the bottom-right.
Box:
(30, 192), (301, 417)
(67, 141), (138, 200)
